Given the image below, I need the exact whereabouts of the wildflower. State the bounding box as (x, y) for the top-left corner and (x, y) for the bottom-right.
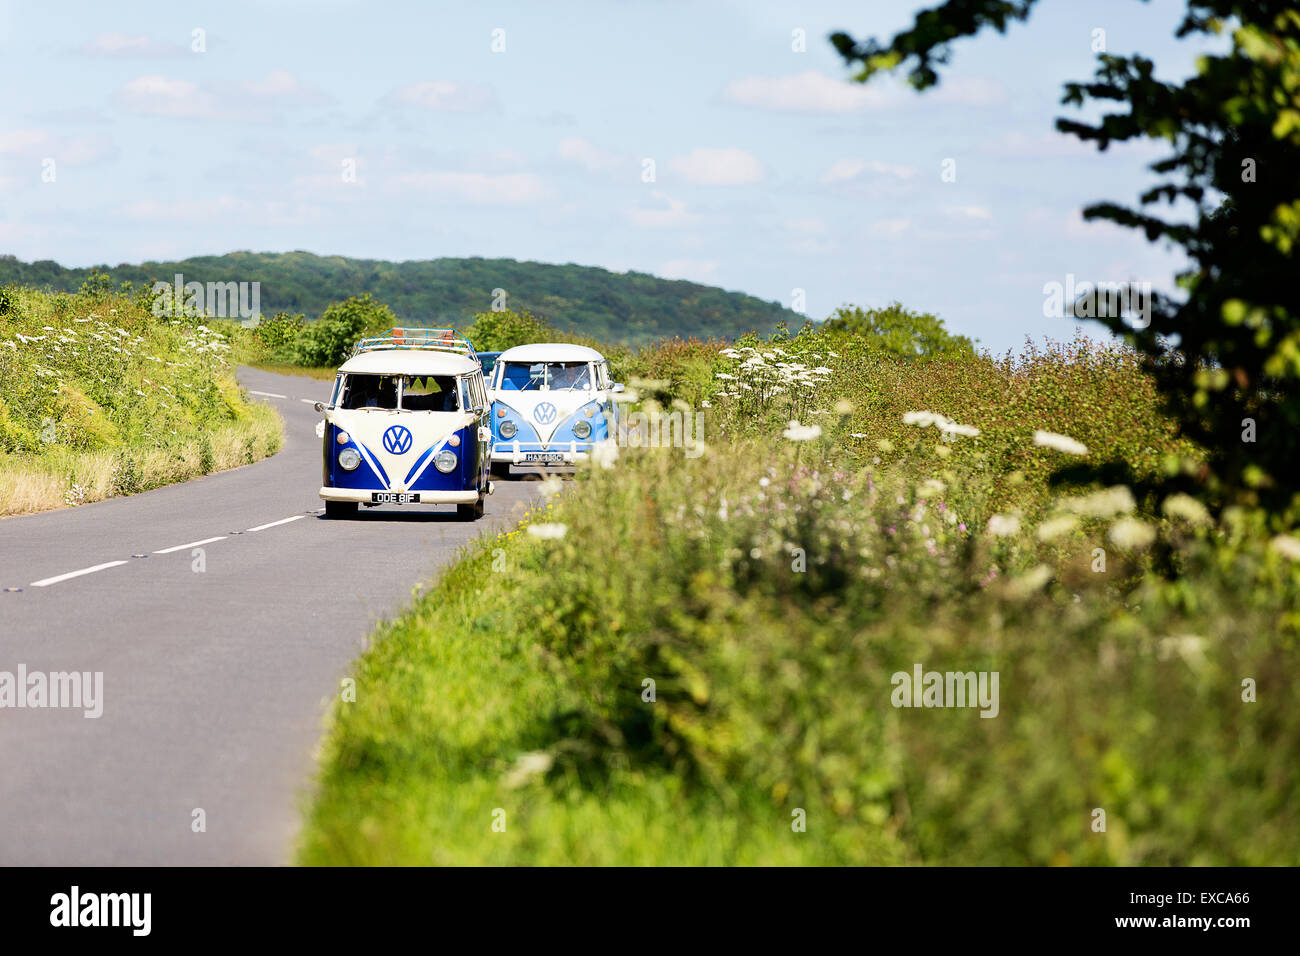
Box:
(526, 522), (567, 540)
(1036, 515), (1078, 541)
(941, 421), (980, 438)
(502, 751), (553, 789)
(903, 410), (979, 437)
(917, 478), (946, 499)
(591, 440), (619, 470)
(1157, 635), (1207, 666)
(1033, 430), (1088, 456)
(1007, 564), (1052, 598)
(833, 398), (853, 416)
(783, 421), (822, 441)
(1269, 535), (1300, 561)
(1059, 485), (1136, 517)
(538, 476), (564, 498)
(1161, 493), (1211, 525)
(986, 514), (1021, 537)
(1108, 517), (1156, 549)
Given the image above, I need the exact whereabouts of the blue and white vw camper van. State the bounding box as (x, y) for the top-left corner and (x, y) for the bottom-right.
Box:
(486, 343), (621, 476)
(317, 328), (492, 519)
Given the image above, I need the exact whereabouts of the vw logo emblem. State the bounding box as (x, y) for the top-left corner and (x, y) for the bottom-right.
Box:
(382, 425), (413, 455)
(534, 402), (558, 425)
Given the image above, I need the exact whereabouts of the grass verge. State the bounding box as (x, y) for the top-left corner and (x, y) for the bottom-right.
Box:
(0, 284), (284, 516)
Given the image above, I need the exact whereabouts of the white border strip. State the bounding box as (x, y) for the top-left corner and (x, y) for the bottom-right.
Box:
(31, 560), (129, 588)
(246, 515), (305, 532)
(154, 536), (227, 554)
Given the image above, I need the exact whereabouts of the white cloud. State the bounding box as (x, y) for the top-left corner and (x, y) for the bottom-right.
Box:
(868, 219), (911, 237)
(786, 217), (826, 234)
(0, 129), (115, 165)
(820, 159), (916, 184)
(625, 191), (697, 228)
(392, 170), (549, 204)
(0, 130), (52, 153)
(931, 77), (1007, 107)
(658, 259), (718, 283)
(669, 147), (763, 185)
(386, 82), (498, 112)
(115, 75), (219, 118)
(557, 136), (623, 174)
(947, 205), (992, 220)
(78, 32), (185, 57)
(119, 196), (324, 227)
(242, 70), (328, 103)
(982, 131), (1096, 159)
(723, 71), (893, 113)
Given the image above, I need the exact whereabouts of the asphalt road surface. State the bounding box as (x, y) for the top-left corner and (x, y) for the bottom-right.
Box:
(0, 367), (538, 865)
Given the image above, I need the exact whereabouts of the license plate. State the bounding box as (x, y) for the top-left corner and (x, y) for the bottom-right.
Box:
(523, 454), (564, 463)
(371, 492), (420, 504)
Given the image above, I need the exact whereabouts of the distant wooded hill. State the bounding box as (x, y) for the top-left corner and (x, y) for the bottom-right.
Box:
(0, 251), (798, 343)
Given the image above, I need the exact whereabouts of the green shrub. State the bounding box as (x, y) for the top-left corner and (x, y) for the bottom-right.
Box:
(291, 294), (395, 367)
(253, 311), (306, 352)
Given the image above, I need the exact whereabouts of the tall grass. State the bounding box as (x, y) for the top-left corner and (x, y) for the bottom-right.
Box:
(300, 328), (1298, 865)
(0, 284), (282, 516)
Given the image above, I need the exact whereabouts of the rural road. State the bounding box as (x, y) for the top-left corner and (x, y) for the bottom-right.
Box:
(0, 367), (538, 865)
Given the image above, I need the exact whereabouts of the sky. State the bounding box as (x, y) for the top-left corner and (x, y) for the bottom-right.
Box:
(0, 0), (1223, 352)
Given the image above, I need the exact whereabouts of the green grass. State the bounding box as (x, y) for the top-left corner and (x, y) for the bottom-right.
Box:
(300, 328), (1300, 866)
(247, 362), (337, 381)
(299, 534), (901, 865)
(0, 285), (282, 515)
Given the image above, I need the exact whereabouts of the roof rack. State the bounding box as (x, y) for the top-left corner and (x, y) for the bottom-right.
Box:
(350, 328), (477, 358)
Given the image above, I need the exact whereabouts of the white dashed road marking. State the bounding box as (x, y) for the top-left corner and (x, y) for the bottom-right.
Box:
(300, 398), (319, 405)
(31, 561), (129, 588)
(246, 515), (306, 533)
(23, 507), (315, 590)
(248, 390), (288, 399)
(154, 536), (228, 555)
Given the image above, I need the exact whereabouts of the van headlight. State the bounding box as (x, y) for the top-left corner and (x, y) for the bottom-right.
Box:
(499, 420), (517, 439)
(338, 447), (362, 471)
(434, 449), (458, 473)
(572, 419), (592, 439)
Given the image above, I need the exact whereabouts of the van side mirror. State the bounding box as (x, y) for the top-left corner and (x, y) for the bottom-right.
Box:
(313, 402), (325, 413)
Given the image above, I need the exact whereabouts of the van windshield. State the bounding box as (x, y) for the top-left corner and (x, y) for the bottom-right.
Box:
(499, 361), (592, 391)
(340, 374), (399, 410)
(401, 375), (460, 412)
(339, 374), (460, 411)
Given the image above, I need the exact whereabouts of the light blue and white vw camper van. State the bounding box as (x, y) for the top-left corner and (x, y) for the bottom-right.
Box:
(486, 343), (621, 476)
(317, 328), (492, 519)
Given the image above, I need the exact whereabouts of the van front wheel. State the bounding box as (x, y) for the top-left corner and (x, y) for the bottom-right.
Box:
(457, 495), (485, 521)
(325, 500), (358, 519)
